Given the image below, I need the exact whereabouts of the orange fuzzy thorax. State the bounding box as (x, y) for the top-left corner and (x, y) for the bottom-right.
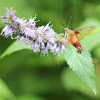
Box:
(64, 28), (82, 53)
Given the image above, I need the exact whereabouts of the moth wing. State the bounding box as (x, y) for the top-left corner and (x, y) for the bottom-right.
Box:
(73, 26), (97, 39)
(76, 34), (83, 40)
(74, 26), (96, 33)
(73, 30), (83, 40)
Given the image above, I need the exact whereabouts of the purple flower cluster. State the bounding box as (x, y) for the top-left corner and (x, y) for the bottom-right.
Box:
(1, 7), (68, 56)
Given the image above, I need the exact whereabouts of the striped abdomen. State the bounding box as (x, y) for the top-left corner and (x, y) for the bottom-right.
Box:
(72, 41), (82, 53)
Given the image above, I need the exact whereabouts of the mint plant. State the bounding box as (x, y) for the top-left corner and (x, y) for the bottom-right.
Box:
(0, 7), (97, 94)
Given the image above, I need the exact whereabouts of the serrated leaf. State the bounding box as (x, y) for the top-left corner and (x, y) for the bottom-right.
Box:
(64, 43), (96, 94)
(0, 40), (31, 59)
(61, 67), (100, 98)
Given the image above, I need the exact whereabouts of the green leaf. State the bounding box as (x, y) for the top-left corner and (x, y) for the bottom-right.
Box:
(61, 66), (100, 100)
(61, 67), (100, 98)
(0, 78), (15, 100)
(13, 94), (45, 100)
(0, 40), (31, 59)
(64, 43), (96, 94)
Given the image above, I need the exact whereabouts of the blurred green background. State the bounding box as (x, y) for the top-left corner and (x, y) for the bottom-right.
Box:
(0, 0), (100, 100)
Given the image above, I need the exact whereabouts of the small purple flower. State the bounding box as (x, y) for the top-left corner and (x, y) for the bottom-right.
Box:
(1, 25), (13, 38)
(1, 7), (68, 56)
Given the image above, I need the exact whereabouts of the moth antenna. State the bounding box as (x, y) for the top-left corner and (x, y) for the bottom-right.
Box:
(61, 23), (65, 28)
(67, 16), (72, 28)
(61, 23), (68, 31)
(61, 23), (67, 32)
